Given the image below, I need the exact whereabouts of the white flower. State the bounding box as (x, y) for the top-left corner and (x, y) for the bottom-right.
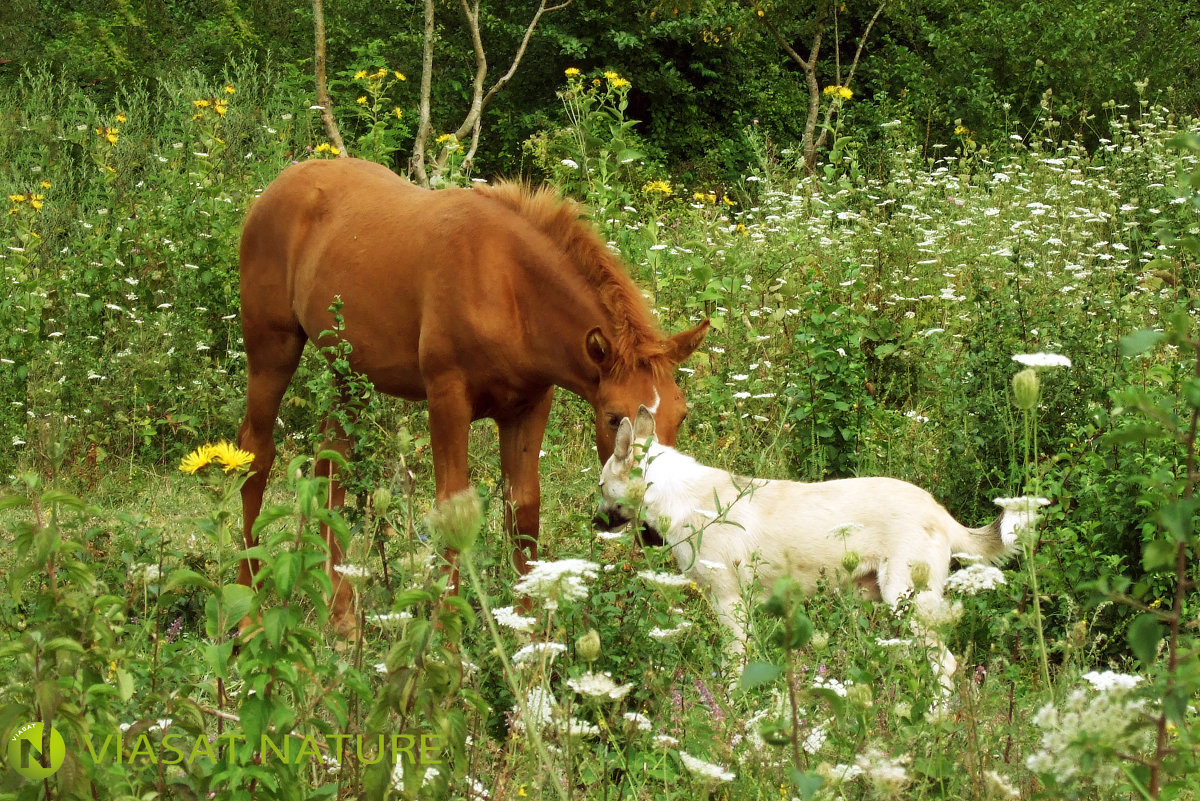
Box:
(1013, 352), (1072, 368)
(561, 158), (579, 169)
(514, 559), (599, 608)
(812, 676), (849, 697)
(679, 751), (736, 782)
(638, 570), (692, 590)
(802, 721), (828, 754)
(559, 717), (600, 737)
(653, 734), (679, 748)
(945, 564), (1007, 595)
(511, 642), (567, 667)
(512, 686), (557, 733)
(1082, 670), (1144, 693)
(333, 563), (371, 579)
(855, 747), (911, 792)
(623, 712), (652, 731)
(985, 769), (1020, 799)
(823, 762), (865, 784)
(648, 621), (692, 642)
(566, 671), (634, 700)
(492, 605), (537, 633)
(368, 612), (413, 625)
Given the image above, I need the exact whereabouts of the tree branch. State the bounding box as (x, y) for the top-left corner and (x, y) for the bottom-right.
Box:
(312, 0), (347, 156)
(411, 0), (436, 186)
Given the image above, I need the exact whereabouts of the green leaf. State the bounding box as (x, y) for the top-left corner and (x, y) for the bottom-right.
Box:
(273, 551), (299, 599)
(116, 668), (134, 702)
(1119, 329), (1164, 357)
(162, 568), (216, 595)
(1143, 539), (1178, 572)
(1157, 500), (1196, 542)
(221, 583), (256, 625)
(1129, 613), (1162, 667)
(739, 661), (781, 691)
(790, 768), (826, 800)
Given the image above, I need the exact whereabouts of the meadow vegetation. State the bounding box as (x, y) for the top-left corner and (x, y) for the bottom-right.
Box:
(2, 53), (1199, 801)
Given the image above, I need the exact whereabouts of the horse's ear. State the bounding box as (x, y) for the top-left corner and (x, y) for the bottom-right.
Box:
(633, 405), (657, 442)
(613, 417), (634, 461)
(585, 327), (612, 368)
(665, 320), (710, 364)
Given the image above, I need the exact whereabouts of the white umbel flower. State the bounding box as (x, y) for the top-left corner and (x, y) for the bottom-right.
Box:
(678, 751), (736, 782)
(1013, 352), (1072, 368)
(566, 671), (634, 700)
(945, 564), (1008, 595)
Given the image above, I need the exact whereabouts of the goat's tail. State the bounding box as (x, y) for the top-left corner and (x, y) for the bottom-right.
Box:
(952, 509), (1030, 563)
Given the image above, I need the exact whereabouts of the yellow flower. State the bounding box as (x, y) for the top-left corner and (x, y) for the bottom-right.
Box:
(40, 180), (51, 189)
(115, 112), (127, 123)
(435, 133), (454, 144)
(611, 77), (630, 88)
(106, 132), (119, 145)
(357, 96), (368, 105)
(394, 107), (403, 119)
(209, 441), (256, 472)
(564, 67), (581, 77)
(954, 124), (970, 136)
(723, 195), (736, 206)
(193, 99), (211, 108)
(604, 70), (620, 81)
(214, 100), (228, 117)
(394, 71), (406, 81)
(8, 194), (25, 203)
(179, 444), (215, 474)
(839, 86), (853, 99)
(225, 84), (236, 94)
(30, 195), (43, 211)
(642, 180), (672, 195)
(372, 68), (388, 80)
(354, 69), (368, 80)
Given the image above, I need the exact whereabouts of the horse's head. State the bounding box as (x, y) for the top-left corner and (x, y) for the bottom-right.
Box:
(584, 320), (710, 463)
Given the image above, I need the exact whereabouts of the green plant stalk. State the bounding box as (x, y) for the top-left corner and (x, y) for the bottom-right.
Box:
(460, 552), (568, 801)
(1022, 405), (1053, 692)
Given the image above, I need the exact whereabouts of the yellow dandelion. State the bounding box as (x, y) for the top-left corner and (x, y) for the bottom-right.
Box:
(193, 99), (211, 108)
(372, 67), (388, 80)
(564, 67), (581, 77)
(393, 107), (403, 119)
(394, 71), (406, 81)
(209, 441), (256, 472)
(435, 133), (454, 144)
(604, 70), (620, 81)
(641, 180), (672, 195)
(8, 194), (25, 203)
(30, 195), (43, 211)
(823, 85), (839, 95)
(354, 69), (368, 80)
(357, 96), (368, 105)
(611, 77), (630, 88)
(115, 112), (127, 123)
(40, 180), (51, 189)
(225, 84), (236, 94)
(838, 86), (852, 99)
(105, 133), (119, 145)
(214, 101), (228, 117)
(954, 124), (970, 136)
(179, 444), (216, 475)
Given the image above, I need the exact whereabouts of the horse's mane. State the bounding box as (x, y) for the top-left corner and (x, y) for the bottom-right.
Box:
(475, 181), (672, 378)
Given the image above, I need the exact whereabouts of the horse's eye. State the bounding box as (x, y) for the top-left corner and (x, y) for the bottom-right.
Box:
(607, 413), (621, 430)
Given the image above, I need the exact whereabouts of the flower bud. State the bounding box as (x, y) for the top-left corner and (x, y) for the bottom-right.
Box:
(426, 490), (483, 554)
(910, 561), (931, 592)
(841, 550), (861, 574)
(1012, 368), (1040, 410)
(576, 629), (602, 662)
(373, 486), (393, 516)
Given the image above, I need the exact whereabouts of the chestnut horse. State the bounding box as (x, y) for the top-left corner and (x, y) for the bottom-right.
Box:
(237, 158), (708, 635)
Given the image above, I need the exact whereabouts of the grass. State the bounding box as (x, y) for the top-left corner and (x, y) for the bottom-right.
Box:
(1, 64), (1199, 800)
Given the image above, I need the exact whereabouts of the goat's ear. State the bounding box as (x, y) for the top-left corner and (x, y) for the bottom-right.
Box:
(633, 405), (657, 442)
(613, 417), (634, 461)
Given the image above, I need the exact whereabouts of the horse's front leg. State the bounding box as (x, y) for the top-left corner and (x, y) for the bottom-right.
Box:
(426, 379), (475, 589)
(497, 388), (555, 574)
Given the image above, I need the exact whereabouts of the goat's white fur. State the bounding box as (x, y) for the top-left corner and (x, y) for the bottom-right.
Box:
(596, 407), (1021, 691)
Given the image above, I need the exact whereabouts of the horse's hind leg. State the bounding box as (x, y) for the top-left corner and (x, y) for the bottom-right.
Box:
(314, 411), (357, 638)
(237, 323), (305, 599)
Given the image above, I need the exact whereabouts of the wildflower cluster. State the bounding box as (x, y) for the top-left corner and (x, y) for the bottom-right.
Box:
(191, 85), (234, 120)
(314, 142), (340, 156)
(513, 558), (600, 609)
(1025, 672), (1154, 789)
(178, 440), (255, 474)
(351, 66), (407, 122)
(823, 84), (853, 100)
(7, 182), (49, 215)
(642, 180), (673, 196)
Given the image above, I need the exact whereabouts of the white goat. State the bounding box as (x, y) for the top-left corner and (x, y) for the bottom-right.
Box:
(594, 406), (1026, 690)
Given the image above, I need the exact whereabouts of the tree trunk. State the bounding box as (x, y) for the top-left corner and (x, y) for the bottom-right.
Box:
(312, 0), (347, 156)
